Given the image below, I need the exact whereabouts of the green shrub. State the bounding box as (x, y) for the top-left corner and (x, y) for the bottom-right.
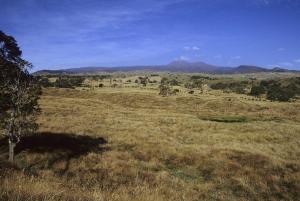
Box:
(267, 84), (296, 102)
(250, 85), (265, 96)
(250, 78), (299, 101)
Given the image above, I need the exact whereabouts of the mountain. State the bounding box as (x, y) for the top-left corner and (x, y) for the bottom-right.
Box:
(34, 61), (298, 75)
(164, 60), (223, 72)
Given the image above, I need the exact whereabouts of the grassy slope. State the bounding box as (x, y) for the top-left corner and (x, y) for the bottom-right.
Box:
(0, 87), (300, 201)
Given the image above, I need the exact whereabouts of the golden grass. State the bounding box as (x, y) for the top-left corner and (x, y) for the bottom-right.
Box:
(1, 86), (300, 200)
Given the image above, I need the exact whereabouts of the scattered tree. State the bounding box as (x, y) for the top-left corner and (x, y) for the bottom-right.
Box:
(0, 31), (41, 162)
(139, 77), (148, 87)
(159, 77), (172, 96)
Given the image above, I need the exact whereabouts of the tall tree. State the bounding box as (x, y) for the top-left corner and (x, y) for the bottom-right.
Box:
(0, 31), (41, 162)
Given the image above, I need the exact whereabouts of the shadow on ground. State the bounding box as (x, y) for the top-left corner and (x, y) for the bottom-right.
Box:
(0, 132), (108, 174)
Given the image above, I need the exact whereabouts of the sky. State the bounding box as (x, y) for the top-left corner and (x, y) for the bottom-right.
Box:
(0, 0), (300, 71)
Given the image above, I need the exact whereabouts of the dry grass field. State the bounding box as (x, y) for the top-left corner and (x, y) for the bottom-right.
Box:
(1, 85), (300, 201)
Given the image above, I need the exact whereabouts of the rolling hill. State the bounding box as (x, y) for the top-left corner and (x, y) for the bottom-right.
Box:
(34, 60), (298, 75)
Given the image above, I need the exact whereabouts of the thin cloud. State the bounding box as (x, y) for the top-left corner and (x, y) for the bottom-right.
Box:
(175, 56), (189, 61)
(192, 46), (200, 51)
(232, 56), (241, 59)
(183, 46), (200, 51)
(277, 47), (285, 52)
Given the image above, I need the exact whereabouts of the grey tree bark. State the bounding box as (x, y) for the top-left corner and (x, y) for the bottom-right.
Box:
(8, 139), (16, 163)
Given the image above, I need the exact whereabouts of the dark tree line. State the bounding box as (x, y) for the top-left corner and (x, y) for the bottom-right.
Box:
(37, 76), (85, 88)
(210, 81), (249, 94)
(250, 78), (300, 101)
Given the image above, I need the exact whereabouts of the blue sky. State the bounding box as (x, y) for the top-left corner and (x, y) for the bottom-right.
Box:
(1, 0), (300, 70)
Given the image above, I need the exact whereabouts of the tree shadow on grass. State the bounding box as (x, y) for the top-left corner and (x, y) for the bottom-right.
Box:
(0, 132), (108, 175)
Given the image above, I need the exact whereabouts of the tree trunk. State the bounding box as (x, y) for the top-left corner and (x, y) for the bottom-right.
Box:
(9, 139), (16, 163)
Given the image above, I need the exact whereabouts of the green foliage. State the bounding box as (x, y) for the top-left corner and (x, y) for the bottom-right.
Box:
(138, 77), (148, 87)
(54, 76), (85, 88)
(210, 82), (227, 90)
(37, 77), (54, 88)
(249, 78), (300, 101)
(97, 75), (112, 80)
(86, 75), (112, 81)
(0, 30), (41, 147)
(190, 75), (212, 80)
(266, 84), (295, 102)
(169, 79), (180, 86)
(184, 79), (203, 90)
(55, 77), (73, 88)
(159, 77), (172, 96)
(173, 89), (180, 94)
(192, 79), (203, 88)
(210, 81), (247, 94)
(250, 85), (265, 96)
(161, 77), (169, 85)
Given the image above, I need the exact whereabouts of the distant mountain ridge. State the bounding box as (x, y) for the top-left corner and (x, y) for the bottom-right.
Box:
(34, 60), (298, 75)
